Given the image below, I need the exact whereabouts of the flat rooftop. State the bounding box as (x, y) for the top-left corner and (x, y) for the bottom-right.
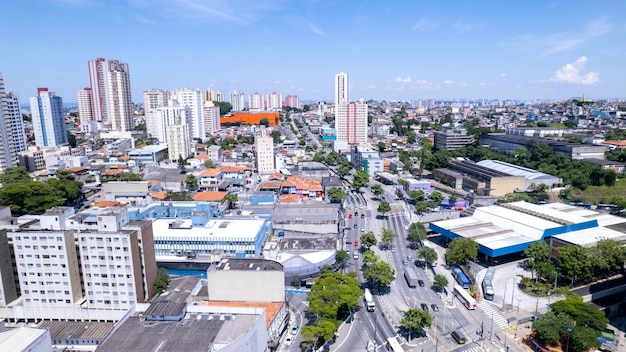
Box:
(0, 327), (50, 351)
(37, 320), (115, 341)
(152, 217), (266, 239)
(153, 276), (201, 304)
(212, 258), (283, 272)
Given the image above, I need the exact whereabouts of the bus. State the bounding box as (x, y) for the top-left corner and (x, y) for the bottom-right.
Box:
(452, 266), (471, 289)
(387, 337), (403, 352)
(404, 268), (418, 288)
(454, 285), (477, 310)
(482, 267), (495, 301)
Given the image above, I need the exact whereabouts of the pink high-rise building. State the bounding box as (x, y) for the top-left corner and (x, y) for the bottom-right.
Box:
(284, 95), (300, 109)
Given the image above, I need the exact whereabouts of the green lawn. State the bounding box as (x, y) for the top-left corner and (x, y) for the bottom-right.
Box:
(567, 178), (626, 204)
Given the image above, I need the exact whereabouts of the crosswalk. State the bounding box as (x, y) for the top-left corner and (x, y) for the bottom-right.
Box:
(461, 346), (485, 352)
(478, 302), (509, 329)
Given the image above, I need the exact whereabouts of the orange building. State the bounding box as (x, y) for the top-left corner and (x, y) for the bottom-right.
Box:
(220, 112), (280, 126)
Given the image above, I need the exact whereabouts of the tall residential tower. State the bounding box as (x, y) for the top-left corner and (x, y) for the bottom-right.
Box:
(88, 58), (133, 131)
(29, 88), (68, 147)
(334, 72), (349, 106)
(0, 73), (27, 172)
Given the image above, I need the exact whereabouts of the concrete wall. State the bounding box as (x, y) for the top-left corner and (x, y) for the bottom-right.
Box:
(488, 176), (526, 197)
(207, 270), (284, 302)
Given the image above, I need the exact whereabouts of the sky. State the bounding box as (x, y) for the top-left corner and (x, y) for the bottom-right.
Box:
(1, 0), (625, 103)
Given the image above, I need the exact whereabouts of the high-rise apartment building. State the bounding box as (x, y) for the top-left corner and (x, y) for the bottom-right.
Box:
(249, 92), (264, 110)
(203, 88), (223, 103)
(254, 133), (274, 174)
(29, 88), (68, 147)
(230, 91), (245, 112)
(146, 105), (192, 144)
(334, 72), (349, 106)
(0, 73), (27, 172)
(143, 89), (168, 113)
(203, 101), (221, 135)
(266, 92), (282, 110)
(335, 99), (368, 145)
(0, 205), (157, 321)
(77, 88), (94, 124)
(284, 95), (300, 109)
(87, 58), (133, 131)
(167, 111), (192, 161)
(171, 88), (204, 140)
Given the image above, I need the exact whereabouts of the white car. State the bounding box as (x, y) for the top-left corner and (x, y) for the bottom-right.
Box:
(359, 205), (363, 209)
(360, 227), (365, 232)
(284, 336), (293, 346)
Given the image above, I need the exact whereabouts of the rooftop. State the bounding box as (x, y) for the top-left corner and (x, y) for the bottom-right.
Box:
(152, 218), (267, 239)
(37, 320), (115, 341)
(212, 258), (283, 272)
(0, 327), (50, 351)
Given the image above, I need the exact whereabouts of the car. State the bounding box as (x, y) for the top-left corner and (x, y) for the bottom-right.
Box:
(359, 205), (363, 209)
(418, 279), (425, 287)
(284, 336), (293, 346)
(431, 304), (440, 312)
(360, 227), (365, 232)
(361, 214), (365, 219)
(354, 211), (358, 216)
(402, 259), (409, 266)
(354, 224), (358, 228)
(348, 214), (353, 219)
(391, 245), (396, 253)
(353, 253), (359, 259)
(290, 325), (299, 335)
(420, 303), (429, 310)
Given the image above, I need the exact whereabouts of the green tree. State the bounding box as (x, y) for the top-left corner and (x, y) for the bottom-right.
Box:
(67, 131), (77, 147)
(524, 241), (551, 280)
(269, 130), (282, 144)
(204, 160), (216, 168)
(377, 200), (391, 218)
(337, 164), (351, 177)
(428, 191), (444, 204)
(319, 263), (334, 276)
(307, 272), (363, 321)
(0, 167), (31, 184)
(417, 246), (438, 266)
(326, 187), (347, 203)
(408, 190), (425, 202)
(152, 268), (170, 296)
(362, 250), (378, 267)
(312, 151), (326, 163)
(259, 118), (269, 127)
(352, 170), (370, 191)
(362, 260), (395, 290)
(558, 245), (591, 285)
(177, 156), (186, 173)
(377, 141), (387, 152)
(433, 274), (449, 292)
(532, 311), (576, 346)
(224, 194), (238, 209)
(185, 174), (198, 190)
(214, 101), (232, 115)
(551, 298), (608, 332)
(380, 228), (396, 249)
(301, 319), (337, 351)
(335, 250), (349, 273)
(588, 238), (626, 277)
(55, 169), (75, 181)
(400, 308), (433, 337)
(360, 232), (377, 248)
(445, 237), (478, 266)
(47, 178), (83, 205)
(118, 173), (143, 181)
(167, 191), (192, 201)
(408, 222), (427, 244)
(371, 184), (384, 198)
(414, 201), (429, 214)
(325, 151), (340, 166)
(0, 180), (64, 215)
(570, 326), (601, 352)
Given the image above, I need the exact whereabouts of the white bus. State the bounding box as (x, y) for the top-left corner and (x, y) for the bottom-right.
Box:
(454, 285), (477, 310)
(364, 288), (375, 312)
(387, 337), (403, 352)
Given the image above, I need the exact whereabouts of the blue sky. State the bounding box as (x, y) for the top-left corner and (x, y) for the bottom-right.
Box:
(1, 0), (625, 103)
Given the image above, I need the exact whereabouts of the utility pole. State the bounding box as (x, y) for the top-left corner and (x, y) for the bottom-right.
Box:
(490, 310), (494, 341)
(502, 280), (508, 311)
(510, 278), (516, 307)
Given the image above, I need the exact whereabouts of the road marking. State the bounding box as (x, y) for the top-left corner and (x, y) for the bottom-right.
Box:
(461, 346), (486, 352)
(478, 302), (509, 329)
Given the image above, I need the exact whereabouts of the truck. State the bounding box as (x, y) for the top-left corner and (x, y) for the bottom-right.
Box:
(404, 268), (418, 288)
(364, 288), (375, 312)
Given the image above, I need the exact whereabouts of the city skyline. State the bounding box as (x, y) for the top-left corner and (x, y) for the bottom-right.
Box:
(1, 0), (625, 103)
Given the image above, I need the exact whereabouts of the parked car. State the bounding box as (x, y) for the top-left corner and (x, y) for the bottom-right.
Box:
(360, 227), (365, 232)
(420, 303), (429, 310)
(290, 325), (299, 335)
(361, 213), (365, 219)
(431, 304), (440, 312)
(284, 336), (293, 346)
(418, 279), (425, 287)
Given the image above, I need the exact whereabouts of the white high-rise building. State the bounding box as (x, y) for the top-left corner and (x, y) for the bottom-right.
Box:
(249, 92), (264, 111)
(0, 73), (27, 172)
(146, 105), (191, 144)
(254, 133), (274, 174)
(143, 89), (168, 113)
(335, 99), (368, 145)
(77, 87), (97, 134)
(230, 91), (245, 112)
(334, 72), (349, 106)
(266, 92), (282, 110)
(88, 58), (133, 131)
(29, 88), (68, 148)
(203, 101), (221, 135)
(171, 88), (204, 140)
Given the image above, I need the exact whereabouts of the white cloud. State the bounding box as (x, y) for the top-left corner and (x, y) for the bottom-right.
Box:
(412, 19), (437, 32)
(442, 80), (455, 84)
(452, 21), (485, 33)
(550, 56), (599, 84)
(395, 76), (412, 83)
(304, 20), (327, 37)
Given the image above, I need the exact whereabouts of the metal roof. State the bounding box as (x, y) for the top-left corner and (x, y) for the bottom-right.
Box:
(476, 160), (560, 181)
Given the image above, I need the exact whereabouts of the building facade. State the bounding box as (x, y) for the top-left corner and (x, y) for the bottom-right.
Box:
(230, 91), (245, 112)
(171, 88), (204, 140)
(29, 88), (68, 148)
(255, 134), (275, 174)
(335, 100), (367, 145)
(203, 101), (221, 134)
(433, 126), (475, 151)
(334, 72), (349, 105)
(0, 73), (27, 172)
(88, 58), (133, 131)
(283, 95), (300, 109)
(76, 88), (94, 131)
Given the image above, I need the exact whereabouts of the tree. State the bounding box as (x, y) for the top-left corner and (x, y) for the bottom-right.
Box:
(377, 200), (391, 218)
(325, 151), (340, 166)
(551, 298), (609, 332)
(0, 167), (31, 184)
(428, 191), (444, 204)
(47, 177), (83, 206)
(588, 238), (626, 277)
(445, 237), (478, 266)
(433, 274), (449, 292)
(371, 184), (384, 198)
(362, 260), (395, 290)
(362, 250), (378, 267)
(152, 268), (170, 296)
(417, 246), (438, 266)
(326, 187), (347, 203)
(177, 156), (186, 173)
(0, 180), (64, 216)
(185, 174), (197, 190)
(377, 141), (386, 152)
(56, 169), (75, 181)
(335, 250), (349, 273)
(259, 118), (269, 127)
(67, 131), (77, 147)
(524, 241), (551, 279)
(408, 223), (427, 245)
(224, 194), (238, 209)
(337, 164), (351, 177)
(204, 160), (216, 168)
(214, 101), (232, 115)
(532, 311), (576, 346)
(558, 245), (591, 285)
(380, 228), (396, 249)
(301, 319), (337, 351)
(570, 326), (601, 352)
(269, 130), (282, 144)
(307, 272), (363, 321)
(360, 232), (377, 248)
(352, 170), (369, 191)
(400, 308), (433, 337)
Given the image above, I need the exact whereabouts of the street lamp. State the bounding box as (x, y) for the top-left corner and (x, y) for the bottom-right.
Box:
(566, 327), (573, 352)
